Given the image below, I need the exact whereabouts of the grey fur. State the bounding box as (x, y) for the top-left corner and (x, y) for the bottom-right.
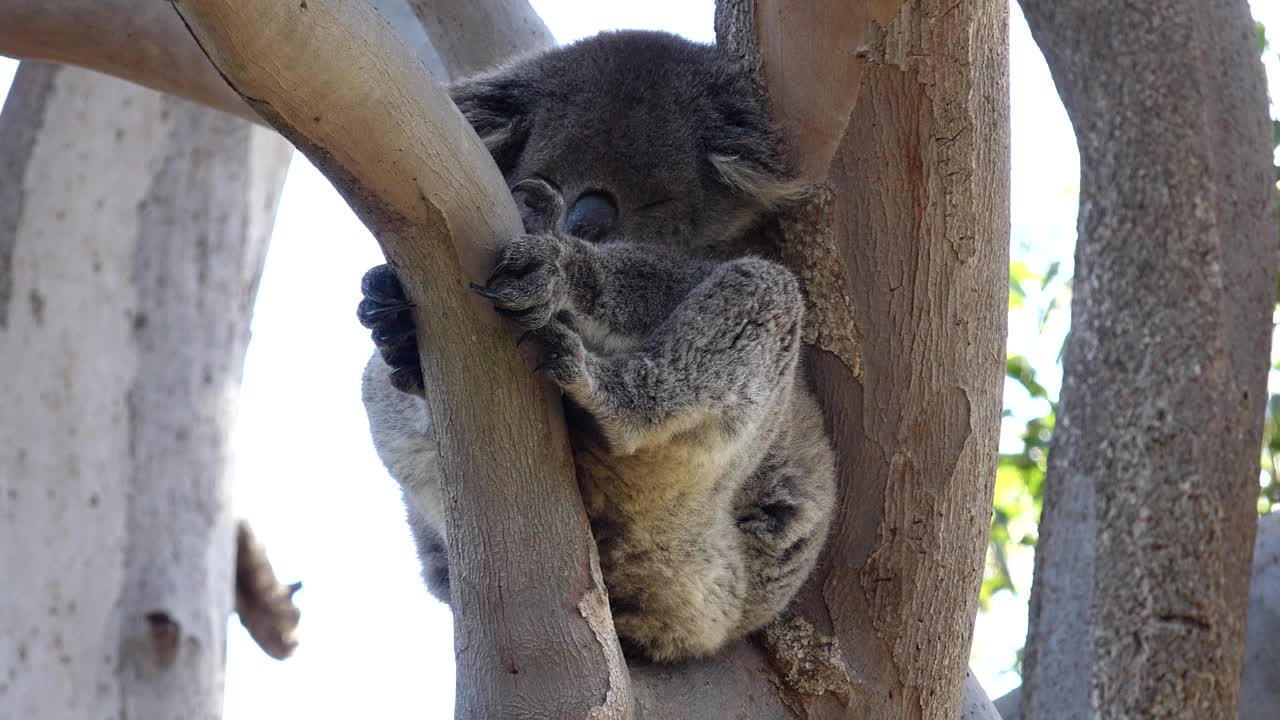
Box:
(359, 30), (835, 662)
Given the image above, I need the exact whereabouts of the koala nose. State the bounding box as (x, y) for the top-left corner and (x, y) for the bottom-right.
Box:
(565, 192), (617, 241)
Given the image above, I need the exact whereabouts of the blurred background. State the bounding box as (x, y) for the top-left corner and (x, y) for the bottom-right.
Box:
(1, 0), (1275, 716)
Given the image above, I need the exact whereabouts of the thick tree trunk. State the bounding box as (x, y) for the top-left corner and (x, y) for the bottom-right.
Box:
(1016, 1), (1279, 718)
(787, 1), (1009, 715)
(999, 512), (1280, 720)
(626, 2), (1010, 718)
(0, 63), (290, 717)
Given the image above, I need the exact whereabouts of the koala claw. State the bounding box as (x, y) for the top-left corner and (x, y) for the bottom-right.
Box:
(471, 234), (569, 331)
(360, 264), (425, 396)
(531, 317), (589, 390)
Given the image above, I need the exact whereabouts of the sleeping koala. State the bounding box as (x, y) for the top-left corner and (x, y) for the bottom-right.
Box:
(358, 30), (836, 662)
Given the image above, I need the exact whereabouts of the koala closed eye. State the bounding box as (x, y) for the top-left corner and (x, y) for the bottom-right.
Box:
(565, 191), (618, 241)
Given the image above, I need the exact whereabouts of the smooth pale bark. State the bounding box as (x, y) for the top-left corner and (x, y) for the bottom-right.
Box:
(1016, 1), (1278, 718)
(405, 0), (554, 79)
(0, 62), (290, 718)
(716, 0), (906, 182)
(0, 2), (254, 122)
(1241, 512), (1280, 720)
(165, 2), (627, 718)
(0, 0), (454, 120)
(962, 670), (1004, 720)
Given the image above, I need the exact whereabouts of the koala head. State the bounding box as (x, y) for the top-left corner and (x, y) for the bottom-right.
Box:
(449, 30), (802, 249)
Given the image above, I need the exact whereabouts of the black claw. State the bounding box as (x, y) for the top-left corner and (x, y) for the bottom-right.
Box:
(357, 300), (414, 328)
(485, 263), (511, 285)
(516, 330), (535, 347)
(469, 282), (507, 302)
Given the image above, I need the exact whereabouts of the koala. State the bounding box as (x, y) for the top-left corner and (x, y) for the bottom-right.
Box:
(358, 30), (836, 662)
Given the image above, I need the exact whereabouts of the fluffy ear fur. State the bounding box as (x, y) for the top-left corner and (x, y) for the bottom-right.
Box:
(702, 72), (809, 208)
(449, 68), (534, 173)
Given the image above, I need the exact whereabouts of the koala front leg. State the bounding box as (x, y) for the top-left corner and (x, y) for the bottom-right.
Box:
(472, 229), (716, 352)
(478, 250), (804, 455)
(358, 264), (424, 396)
(577, 257), (804, 454)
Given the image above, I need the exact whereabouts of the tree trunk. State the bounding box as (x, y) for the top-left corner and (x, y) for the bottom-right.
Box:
(999, 512), (1280, 720)
(0, 63), (291, 717)
(782, 1), (1009, 715)
(1241, 512), (1280, 720)
(1016, 1), (1279, 718)
(631, 1), (1011, 717)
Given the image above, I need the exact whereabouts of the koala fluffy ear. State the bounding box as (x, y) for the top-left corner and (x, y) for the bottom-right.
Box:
(703, 75), (809, 209)
(449, 68), (533, 173)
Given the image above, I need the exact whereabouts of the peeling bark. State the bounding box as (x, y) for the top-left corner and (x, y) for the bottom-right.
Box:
(0, 62), (290, 718)
(1017, 1), (1278, 717)
(629, 1), (1012, 717)
(796, 2), (1010, 714)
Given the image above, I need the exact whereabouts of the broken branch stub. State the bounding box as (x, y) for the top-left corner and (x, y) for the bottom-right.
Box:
(166, 1), (626, 718)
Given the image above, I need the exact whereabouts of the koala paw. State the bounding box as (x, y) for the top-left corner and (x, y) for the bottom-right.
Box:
(357, 264), (424, 396)
(530, 316), (590, 392)
(470, 233), (570, 331)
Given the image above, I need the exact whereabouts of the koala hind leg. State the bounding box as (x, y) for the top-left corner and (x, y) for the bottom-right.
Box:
(570, 257), (804, 455)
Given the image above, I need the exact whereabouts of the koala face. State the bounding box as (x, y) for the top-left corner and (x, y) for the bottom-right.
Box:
(449, 31), (799, 249)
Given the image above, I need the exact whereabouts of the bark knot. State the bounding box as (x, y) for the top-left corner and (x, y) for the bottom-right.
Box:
(763, 612), (854, 707)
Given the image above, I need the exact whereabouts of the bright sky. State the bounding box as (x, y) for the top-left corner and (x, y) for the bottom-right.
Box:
(1, 0), (1278, 716)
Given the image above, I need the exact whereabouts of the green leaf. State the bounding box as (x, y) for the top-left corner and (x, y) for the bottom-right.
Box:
(1041, 260), (1062, 290)
(1006, 355), (1050, 400)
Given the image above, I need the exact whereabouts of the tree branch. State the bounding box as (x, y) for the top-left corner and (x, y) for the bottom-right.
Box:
(0, 0), (255, 122)
(165, 1), (626, 718)
(0, 0), (452, 122)
(405, 0), (555, 79)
